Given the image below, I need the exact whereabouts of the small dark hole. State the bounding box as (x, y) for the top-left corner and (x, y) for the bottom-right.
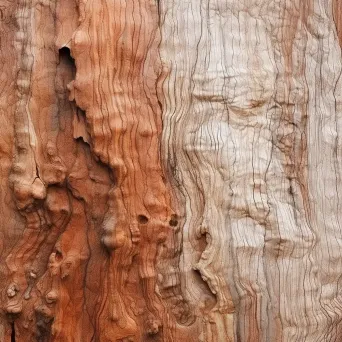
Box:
(58, 46), (75, 65)
(137, 215), (149, 224)
(54, 250), (63, 262)
(169, 214), (178, 227)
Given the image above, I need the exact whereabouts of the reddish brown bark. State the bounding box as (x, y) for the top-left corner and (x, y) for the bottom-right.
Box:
(1, 1), (342, 341)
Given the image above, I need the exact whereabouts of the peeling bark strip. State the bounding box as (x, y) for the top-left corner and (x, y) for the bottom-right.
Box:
(334, 0), (342, 46)
(68, 0), (189, 340)
(1, 0), (342, 341)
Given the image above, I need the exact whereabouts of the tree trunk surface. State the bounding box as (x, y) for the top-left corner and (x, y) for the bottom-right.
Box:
(1, 0), (342, 341)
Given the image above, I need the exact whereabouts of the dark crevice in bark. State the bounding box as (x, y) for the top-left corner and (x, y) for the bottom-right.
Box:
(11, 322), (15, 342)
(73, 107), (92, 146)
(59, 47), (93, 152)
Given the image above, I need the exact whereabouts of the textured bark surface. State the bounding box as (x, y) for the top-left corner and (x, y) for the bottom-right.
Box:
(1, 0), (342, 341)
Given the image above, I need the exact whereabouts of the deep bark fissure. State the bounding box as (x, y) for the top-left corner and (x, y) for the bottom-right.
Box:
(11, 322), (15, 342)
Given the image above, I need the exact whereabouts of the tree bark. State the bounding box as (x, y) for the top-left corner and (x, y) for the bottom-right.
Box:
(0, 0), (342, 341)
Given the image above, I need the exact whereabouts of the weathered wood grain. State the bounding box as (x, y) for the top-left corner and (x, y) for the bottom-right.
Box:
(0, 0), (342, 341)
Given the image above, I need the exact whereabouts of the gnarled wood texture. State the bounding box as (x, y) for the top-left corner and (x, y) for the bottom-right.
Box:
(0, 0), (342, 341)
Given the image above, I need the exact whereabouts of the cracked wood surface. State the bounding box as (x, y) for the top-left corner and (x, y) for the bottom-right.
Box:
(0, 0), (342, 341)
